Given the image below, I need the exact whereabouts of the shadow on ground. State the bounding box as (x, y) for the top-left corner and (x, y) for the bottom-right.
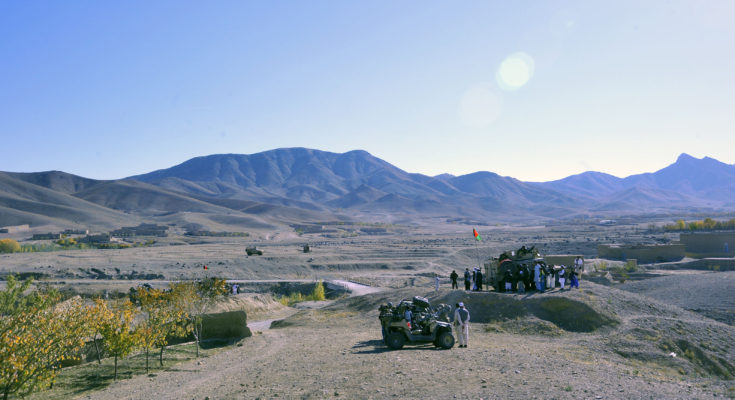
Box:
(351, 339), (446, 354)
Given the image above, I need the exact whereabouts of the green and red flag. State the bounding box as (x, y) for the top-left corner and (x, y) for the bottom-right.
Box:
(473, 228), (482, 241)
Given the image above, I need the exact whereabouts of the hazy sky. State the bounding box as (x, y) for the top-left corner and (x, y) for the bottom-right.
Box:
(1, 1), (733, 182)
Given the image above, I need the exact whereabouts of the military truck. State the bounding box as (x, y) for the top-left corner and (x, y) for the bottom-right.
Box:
(484, 247), (584, 292)
(484, 245), (546, 292)
(378, 296), (455, 350)
(246, 246), (262, 256)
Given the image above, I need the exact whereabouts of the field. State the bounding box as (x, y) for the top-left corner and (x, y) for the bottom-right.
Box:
(2, 222), (735, 399)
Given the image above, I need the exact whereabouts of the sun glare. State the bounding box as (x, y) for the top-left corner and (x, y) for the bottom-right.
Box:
(458, 83), (503, 128)
(496, 52), (535, 91)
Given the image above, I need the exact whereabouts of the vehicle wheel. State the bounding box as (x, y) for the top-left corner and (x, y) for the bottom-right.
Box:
(437, 330), (455, 349)
(386, 331), (405, 350)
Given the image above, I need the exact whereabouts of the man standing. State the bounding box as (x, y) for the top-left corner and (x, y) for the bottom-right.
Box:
(475, 268), (483, 291)
(452, 303), (461, 331)
(574, 256), (584, 281)
(569, 267), (579, 289)
(404, 307), (414, 331)
(450, 270), (459, 289)
(434, 273), (440, 292)
(534, 262), (542, 291)
(464, 268), (471, 291)
(454, 302), (470, 348)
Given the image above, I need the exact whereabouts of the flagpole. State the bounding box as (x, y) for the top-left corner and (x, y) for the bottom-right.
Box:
(472, 228), (483, 289)
(474, 239), (481, 281)
(475, 240), (481, 268)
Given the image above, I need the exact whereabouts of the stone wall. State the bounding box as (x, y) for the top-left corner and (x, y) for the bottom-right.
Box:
(597, 244), (685, 264)
(544, 255), (584, 267)
(678, 232), (735, 257)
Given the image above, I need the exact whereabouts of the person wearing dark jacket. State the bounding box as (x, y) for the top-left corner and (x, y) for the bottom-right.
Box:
(569, 268), (579, 289)
(504, 269), (513, 292)
(450, 270), (459, 289)
(464, 268), (471, 291)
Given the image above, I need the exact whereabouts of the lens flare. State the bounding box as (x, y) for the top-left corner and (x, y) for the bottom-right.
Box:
(458, 83), (503, 128)
(496, 52), (535, 91)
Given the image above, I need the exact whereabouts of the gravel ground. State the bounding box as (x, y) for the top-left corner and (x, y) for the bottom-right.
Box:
(80, 282), (735, 400)
(620, 271), (735, 325)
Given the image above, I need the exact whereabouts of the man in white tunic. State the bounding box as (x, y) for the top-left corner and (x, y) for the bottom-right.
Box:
(454, 302), (470, 348)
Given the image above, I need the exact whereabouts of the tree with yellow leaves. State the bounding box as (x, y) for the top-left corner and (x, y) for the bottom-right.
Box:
(170, 278), (227, 357)
(0, 276), (90, 400)
(0, 239), (20, 253)
(136, 286), (190, 373)
(95, 299), (141, 380)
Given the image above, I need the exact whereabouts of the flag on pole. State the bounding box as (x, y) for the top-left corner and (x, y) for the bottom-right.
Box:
(473, 228), (482, 241)
(203, 265), (208, 270)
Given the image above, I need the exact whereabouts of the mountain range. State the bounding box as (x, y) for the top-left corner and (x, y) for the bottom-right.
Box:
(1, 149), (734, 232)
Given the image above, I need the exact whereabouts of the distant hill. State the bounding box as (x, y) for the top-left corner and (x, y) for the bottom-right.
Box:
(1, 149), (733, 231)
(535, 153), (735, 211)
(0, 172), (135, 229)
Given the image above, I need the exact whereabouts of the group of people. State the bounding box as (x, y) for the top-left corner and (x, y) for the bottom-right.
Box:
(447, 256), (585, 293)
(449, 268), (483, 291)
(503, 259), (583, 293)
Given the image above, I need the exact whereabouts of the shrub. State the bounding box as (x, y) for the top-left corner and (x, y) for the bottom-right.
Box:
(278, 281), (326, 306)
(312, 281), (325, 301)
(0, 239), (21, 253)
(624, 260), (638, 273)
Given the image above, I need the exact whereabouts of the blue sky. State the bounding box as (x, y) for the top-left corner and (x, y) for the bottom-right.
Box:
(1, 0), (733, 182)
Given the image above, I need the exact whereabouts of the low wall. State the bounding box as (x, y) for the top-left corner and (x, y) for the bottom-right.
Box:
(544, 255), (583, 267)
(656, 258), (735, 271)
(201, 310), (252, 340)
(679, 232), (735, 257)
(597, 244), (685, 264)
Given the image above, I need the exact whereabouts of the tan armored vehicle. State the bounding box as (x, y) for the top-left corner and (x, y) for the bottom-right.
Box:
(484, 245), (545, 292)
(246, 246), (262, 256)
(378, 296), (455, 350)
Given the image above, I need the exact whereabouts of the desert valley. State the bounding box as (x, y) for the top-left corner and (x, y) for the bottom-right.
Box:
(2, 149), (735, 399)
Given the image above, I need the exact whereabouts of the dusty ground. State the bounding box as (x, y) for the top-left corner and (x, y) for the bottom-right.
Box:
(0, 223), (661, 288)
(620, 271), (735, 326)
(4, 227), (735, 399)
(72, 282), (735, 400)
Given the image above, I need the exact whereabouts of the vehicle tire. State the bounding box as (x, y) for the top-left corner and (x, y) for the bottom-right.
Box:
(436, 330), (455, 349)
(386, 331), (405, 350)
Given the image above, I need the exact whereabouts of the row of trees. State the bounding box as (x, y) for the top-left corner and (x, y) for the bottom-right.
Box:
(663, 218), (735, 232)
(0, 276), (227, 400)
(0, 238), (156, 254)
(0, 239), (20, 253)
